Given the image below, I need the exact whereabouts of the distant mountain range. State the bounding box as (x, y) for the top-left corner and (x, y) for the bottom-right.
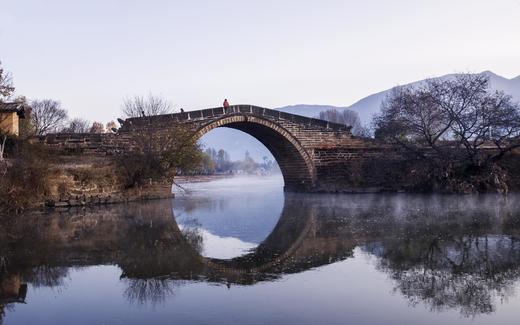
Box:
(278, 71), (520, 124)
(200, 71), (520, 161)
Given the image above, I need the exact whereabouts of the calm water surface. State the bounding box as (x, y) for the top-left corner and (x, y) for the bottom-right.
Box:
(2, 176), (520, 324)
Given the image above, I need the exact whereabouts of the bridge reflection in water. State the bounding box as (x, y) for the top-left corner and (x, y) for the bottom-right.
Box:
(2, 193), (520, 320)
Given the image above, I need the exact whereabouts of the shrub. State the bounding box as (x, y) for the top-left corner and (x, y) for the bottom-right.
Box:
(114, 126), (203, 188)
(0, 140), (53, 214)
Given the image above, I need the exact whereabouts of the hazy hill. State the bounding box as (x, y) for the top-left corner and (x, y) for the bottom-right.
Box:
(278, 71), (520, 124)
(201, 71), (520, 161)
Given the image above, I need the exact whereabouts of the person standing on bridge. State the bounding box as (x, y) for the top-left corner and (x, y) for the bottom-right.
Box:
(223, 99), (230, 113)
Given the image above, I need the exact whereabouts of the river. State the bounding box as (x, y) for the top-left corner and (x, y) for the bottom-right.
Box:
(2, 176), (520, 324)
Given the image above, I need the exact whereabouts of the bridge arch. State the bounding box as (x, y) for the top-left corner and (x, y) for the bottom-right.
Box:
(194, 114), (316, 191)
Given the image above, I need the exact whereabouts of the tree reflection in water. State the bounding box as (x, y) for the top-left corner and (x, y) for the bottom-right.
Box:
(179, 218), (204, 255)
(0, 304), (13, 325)
(23, 266), (69, 289)
(123, 278), (185, 307)
(351, 194), (520, 317)
(1, 194), (520, 319)
(365, 235), (520, 316)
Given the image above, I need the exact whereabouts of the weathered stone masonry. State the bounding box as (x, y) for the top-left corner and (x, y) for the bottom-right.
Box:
(38, 105), (398, 205)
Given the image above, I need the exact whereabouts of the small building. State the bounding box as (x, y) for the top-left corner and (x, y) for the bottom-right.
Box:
(0, 102), (27, 136)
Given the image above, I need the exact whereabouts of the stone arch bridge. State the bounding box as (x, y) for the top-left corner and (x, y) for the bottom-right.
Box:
(119, 105), (379, 191)
(39, 105), (397, 204)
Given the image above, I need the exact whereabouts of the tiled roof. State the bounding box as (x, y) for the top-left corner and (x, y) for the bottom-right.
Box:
(0, 101), (27, 118)
(0, 101), (22, 111)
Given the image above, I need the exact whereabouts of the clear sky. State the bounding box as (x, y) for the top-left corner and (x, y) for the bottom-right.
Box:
(1, 0), (519, 123)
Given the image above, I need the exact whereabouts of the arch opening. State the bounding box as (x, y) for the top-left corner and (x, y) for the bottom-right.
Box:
(195, 115), (315, 192)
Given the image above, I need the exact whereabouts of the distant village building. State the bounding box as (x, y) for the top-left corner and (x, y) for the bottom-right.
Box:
(0, 102), (28, 136)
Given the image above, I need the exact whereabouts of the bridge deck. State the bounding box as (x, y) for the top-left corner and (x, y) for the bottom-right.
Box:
(123, 105), (350, 132)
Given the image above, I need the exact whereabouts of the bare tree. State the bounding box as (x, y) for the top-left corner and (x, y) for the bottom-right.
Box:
(318, 108), (370, 136)
(121, 93), (174, 118)
(0, 61), (15, 101)
(0, 62), (15, 160)
(374, 74), (520, 166)
(30, 99), (68, 135)
(62, 118), (90, 133)
(89, 121), (105, 133)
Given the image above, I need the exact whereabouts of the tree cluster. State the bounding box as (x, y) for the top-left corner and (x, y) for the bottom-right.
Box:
(200, 148), (232, 174)
(198, 149), (279, 175)
(30, 99), (117, 136)
(373, 74), (520, 191)
(115, 124), (203, 188)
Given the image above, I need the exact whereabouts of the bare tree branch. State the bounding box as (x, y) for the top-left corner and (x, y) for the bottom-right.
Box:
(0, 61), (15, 101)
(121, 93), (174, 118)
(374, 74), (520, 168)
(30, 99), (68, 135)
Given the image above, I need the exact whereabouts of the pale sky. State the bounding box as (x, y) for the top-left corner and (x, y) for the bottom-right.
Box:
(1, 0), (519, 123)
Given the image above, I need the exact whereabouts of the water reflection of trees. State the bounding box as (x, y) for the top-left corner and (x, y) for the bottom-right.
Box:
(179, 218), (204, 254)
(347, 194), (520, 317)
(365, 235), (520, 317)
(2, 194), (520, 317)
(0, 304), (14, 325)
(23, 266), (69, 288)
(0, 200), (198, 314)
(123, 278), (185, 307)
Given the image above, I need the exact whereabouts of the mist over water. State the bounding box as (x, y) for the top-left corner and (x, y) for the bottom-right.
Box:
(173, 175), (284, 197)
(3, 177), (520, 324)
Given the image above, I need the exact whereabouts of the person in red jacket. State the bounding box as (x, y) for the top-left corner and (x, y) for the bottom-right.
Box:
(223, 99), (230, 113)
